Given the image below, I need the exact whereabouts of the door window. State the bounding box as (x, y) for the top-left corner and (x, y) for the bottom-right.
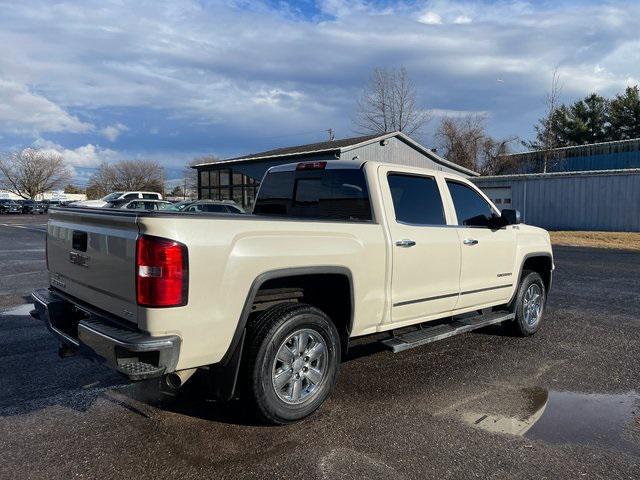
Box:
(446, 181), (495, 227)
(387, 174), (446, 225)
(124, 193), (139, 199)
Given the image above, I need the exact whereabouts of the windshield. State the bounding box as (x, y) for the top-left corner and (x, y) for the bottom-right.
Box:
(102, 192), (124, 201)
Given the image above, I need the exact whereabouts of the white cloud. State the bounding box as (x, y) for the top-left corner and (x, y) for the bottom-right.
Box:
(418, 11), (443, 25)
(100, 123), (128, 142)
(453, 15), (472, 24)
(33, 139), (118, 167)
(428, 108), (490, 118)
(0, 78), (93, 134)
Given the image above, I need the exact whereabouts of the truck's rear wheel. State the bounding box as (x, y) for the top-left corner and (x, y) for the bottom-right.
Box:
(243, 303), (341, 424)
(508, 270), (546, 336)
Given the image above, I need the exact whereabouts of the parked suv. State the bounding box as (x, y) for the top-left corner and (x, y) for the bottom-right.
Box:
(0, 199), (22, 214)
(181, 200), (244, 214)
(107, 199), (174, 211)
(17, 199), (46, 214)
(76, 191), (163, 208)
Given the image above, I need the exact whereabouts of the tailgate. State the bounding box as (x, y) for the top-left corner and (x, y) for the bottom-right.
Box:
(47, 207), (140, 323)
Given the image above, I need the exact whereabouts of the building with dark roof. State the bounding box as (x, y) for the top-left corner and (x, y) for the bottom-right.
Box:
(193, 131), (477, 209)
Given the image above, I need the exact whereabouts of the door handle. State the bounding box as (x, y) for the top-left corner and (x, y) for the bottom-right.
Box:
(463, 238), (479, 246)
(395, 239), (416, 248)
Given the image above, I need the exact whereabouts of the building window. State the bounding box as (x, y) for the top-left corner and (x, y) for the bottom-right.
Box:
(198, 167), (260, 209)
(200, 171), (210, 187)
(220, 169), (230, 186)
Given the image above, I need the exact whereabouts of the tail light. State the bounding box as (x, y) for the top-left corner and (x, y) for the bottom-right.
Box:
(136, 235), (188, 307)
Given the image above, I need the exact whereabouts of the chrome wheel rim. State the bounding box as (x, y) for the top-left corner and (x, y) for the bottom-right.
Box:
(523, 284), (543, 326)
(272, 328), (328, 405)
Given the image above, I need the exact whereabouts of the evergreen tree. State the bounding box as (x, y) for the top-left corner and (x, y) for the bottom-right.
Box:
(608, 86), (640, 140)
(565, 93), (610, 144)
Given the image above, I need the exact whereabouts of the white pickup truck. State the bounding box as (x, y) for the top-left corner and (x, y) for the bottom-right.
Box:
(33, 160), (553, 424)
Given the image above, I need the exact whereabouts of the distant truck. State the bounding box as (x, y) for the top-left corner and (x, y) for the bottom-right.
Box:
(75, 191), (162, 208)
(32, 160), (553, 424)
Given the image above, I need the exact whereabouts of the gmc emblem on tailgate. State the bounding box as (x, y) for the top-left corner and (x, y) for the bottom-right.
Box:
(69, 251), (90, 268)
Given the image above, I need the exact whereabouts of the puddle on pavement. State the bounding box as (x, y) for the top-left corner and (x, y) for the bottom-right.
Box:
(463, 388), (640, 456)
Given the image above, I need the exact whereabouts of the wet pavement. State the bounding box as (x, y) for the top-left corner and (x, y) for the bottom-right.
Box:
(0, 217), (639, 479)
(460, 387), (640, 457)
(526, 390), (640, 457)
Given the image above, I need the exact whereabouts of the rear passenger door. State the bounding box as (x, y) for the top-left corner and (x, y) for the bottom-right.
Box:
(380, 167), (461, 326)
(443, 178), (517, 310)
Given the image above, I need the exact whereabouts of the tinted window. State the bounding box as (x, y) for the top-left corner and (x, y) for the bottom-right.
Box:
(186, 203), (227, 213)
(124, 193), (139, 199)
(102, 192), (124, 201)
(254, 168), (372, 221)
(142, 193), (159, 199)
(387, 174), (446, 225)
(446, 181), (495, 227)
(201, 204), (227, 212)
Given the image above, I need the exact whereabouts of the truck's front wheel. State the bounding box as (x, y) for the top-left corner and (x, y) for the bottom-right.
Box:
(243, 303), (341, 424)
(508, 270), (546, 336)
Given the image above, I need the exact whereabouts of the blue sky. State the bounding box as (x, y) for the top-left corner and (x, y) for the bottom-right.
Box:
(1, 0), (639, 185)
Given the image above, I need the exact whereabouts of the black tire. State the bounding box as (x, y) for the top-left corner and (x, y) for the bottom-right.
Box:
(242, 302), (341, 424)
(508, 270), (546, 336)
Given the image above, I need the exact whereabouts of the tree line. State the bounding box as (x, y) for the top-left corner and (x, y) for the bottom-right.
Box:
(0, 149), (166, 200)
(527, 85), (640, 150)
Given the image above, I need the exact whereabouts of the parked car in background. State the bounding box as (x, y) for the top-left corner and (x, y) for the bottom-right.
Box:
(181, 200), (244, 214)
(76, 191), (163, 208)
(16, 199), (46, 214)
(0, 199), (22, 214)
(107, 199), (174, 211)
(40, 200), (65, 213)
(169, 200), (196, 211)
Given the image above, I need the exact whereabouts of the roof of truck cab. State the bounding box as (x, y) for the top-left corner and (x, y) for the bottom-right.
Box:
(267, 159), (468, 178)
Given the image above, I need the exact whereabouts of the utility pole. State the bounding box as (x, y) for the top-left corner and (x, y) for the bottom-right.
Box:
(327, 128), (335, 141)
(183, 177), (187, 200)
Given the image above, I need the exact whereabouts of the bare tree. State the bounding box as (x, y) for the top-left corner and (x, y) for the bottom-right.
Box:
(0, 148), (73, 199)
(540, 68), (563, 173)
(524, 68), (563, 172)
(86, 160), (165, 199)
(354, 67), (430, 137)
(435, 115), (517, 175)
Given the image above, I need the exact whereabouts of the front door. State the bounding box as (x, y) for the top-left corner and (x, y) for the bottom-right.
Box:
(444, 179), (517, 310)
(381, 169), (461, 326)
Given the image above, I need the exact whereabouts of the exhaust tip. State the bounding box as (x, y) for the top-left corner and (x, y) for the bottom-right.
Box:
(164, 368), (197, 390)
(165, 373), (183, 390)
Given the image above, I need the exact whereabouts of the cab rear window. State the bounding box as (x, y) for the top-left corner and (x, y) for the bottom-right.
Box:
(253, 168), (372, 221)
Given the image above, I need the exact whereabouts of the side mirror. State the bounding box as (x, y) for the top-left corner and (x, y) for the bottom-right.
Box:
(501, 209), (521, 226)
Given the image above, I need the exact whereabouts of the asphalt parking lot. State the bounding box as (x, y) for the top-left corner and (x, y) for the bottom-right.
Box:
(0, 215), (638, 479)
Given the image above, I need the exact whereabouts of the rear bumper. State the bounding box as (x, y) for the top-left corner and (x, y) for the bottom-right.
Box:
(31, 288), (181, 380)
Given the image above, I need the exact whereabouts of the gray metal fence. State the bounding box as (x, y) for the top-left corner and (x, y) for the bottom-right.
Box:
(472, 169), (640, 231)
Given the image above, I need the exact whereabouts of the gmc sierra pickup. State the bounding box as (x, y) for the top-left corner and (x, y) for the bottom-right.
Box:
(32, 160), (553, 424)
